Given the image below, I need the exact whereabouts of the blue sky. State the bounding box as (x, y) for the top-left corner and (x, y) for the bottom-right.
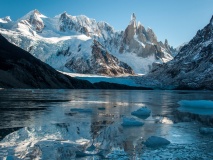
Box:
(0, 0), (212, 47)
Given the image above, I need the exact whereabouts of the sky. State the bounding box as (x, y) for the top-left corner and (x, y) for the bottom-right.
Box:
(0, 0), (213, 47)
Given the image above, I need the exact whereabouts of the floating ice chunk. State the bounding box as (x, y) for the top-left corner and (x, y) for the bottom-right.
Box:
(199, 127), (213, 135)
(178, 100), (213, 109)
(131, 107), (151, 119)
(121, 117), (144, 126)
(70, 108), (92, 113)
(178, 100), (213, 115)
(144, 136), (170, 148)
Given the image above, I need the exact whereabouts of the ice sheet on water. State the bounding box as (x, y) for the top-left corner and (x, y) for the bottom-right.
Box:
(178, 100), (213, 115)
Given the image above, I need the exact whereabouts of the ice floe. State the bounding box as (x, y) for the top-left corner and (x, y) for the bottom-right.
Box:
(144, 136), (170, 148)
(121, 117), (144, 126)
(131, 107), (151, 119)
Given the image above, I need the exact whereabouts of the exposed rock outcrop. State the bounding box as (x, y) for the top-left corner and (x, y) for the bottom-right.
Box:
(65, 40), (134, 76)
(119, 14), (173, 62)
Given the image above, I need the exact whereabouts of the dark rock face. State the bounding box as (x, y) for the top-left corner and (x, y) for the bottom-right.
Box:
(145, 16), (213, 90)
(65, 40), (135, 76)
(0, 34), (94, 89)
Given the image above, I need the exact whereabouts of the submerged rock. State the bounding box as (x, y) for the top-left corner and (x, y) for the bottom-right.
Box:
(144, 136), (170, 148)
(121, 117), (144, 126)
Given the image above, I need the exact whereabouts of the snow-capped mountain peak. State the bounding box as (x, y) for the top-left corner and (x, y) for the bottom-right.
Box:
(18, 9), (46, 21)
(0, 11), (175, 75)
(0, 16), (12, 23)
(12, 9), (46, 35)
(131, 13), (136, 21)
(4, 16), (12, 22)
(130, 13), (136, 24)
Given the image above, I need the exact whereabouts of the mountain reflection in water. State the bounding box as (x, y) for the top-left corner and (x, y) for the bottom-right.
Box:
(0, 89), (213, 159)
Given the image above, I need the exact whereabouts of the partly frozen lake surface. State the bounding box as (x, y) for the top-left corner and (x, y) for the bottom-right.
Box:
(0, 89), (213, 159)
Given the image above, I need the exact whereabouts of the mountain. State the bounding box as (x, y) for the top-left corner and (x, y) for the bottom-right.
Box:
(0, 10), (175, 75)
(0, 34), (94, 89)
(142, 15), (213, 90)
(119, 14), (173, 61)
(0, 34), (152, 90)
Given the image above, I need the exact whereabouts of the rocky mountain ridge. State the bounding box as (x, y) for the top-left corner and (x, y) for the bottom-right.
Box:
(141, 15), (213, 89)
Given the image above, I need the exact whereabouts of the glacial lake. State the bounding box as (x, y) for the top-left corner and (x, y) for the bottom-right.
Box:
(0, 89), (213, 159)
